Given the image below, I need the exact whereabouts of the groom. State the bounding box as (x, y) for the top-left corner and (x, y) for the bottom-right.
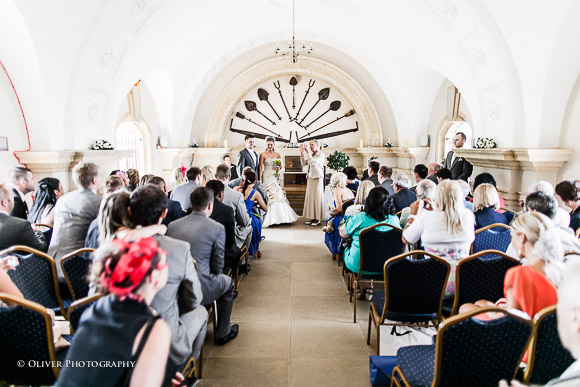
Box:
(238, 135), (260, 180)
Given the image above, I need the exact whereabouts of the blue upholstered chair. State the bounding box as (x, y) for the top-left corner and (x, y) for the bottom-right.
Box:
(524, 305), (576, 385)
(391, 307), (533, 387)
(0, 293), (67, 386)
(366, 251), (450, 355)
(442, 250), (520, 316)
(350, 224), (404, 323)
(472, 223), (512, 255)
(0, 245), (67, 316)
(67, 293), (102, 334)
(61, 248), (94, 301)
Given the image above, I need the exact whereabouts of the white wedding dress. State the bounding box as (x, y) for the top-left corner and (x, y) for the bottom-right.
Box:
(262, 158), (299, 227)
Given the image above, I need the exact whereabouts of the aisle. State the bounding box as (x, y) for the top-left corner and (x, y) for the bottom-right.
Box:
(199, 218), (372, 387)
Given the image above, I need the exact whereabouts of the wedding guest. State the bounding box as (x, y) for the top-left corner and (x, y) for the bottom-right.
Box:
(236, 170), (267, 256)
(378, 166), (394, 195)
(391, 174), (417, 212)
(170, 167), (202, 212)
(49, 162), (102, 280)
(85, 175), (126, 249)
(200, 165), (214, 187)
(223, 154), (238, 180)
(473, 172), (506, 211)
(139, 174), (154, 186)
(126, 169), (140, 192)
(110, 169), (129, 186)
(300, 140), (326, 226)
(473, 183), (511, 230)
(344, 181), (375, 217)
(0, 183), (47, 251)
(168, 166), (187, 193)
(556, 180), (580, 232)
(403, 180), (475, 298)
(167, 187), (238, 346)
(444, 131), (473, 181)
(228, 167), (267, 206)
(324, 173), (355, 260)
(27, 177), (64, 227)
(342, 166), (360, 193)
(148, 176), (184, 226)
(400, 179), (436, 228)
(529, 180), (571, 229)
(367, 160), (380, 186)
(436, 168), (452, 182)
(361, 157), (378, 181)
(457, 180), (473, 211)
(411, 164), (429, 192)
(8, 166), (35, 220)
(426, 162), (440, 185)
(57, 237), (180, 387)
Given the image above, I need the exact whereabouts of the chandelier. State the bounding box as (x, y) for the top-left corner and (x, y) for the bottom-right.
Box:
(274, 0), (313, 63)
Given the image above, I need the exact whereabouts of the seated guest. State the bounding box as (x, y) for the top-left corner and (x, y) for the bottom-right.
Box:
(499, 261), (580, 387)
(235, 170), (267, 257)
(148, 176), (185, 226)
(139, 174), (154, 186)
(400, 179), (436, 227)
(436, 168), (452, 182)
(129, 185), (208, 366)
(167, 187), (238, 346)
(228, 166), (268, 219)
(411, 164), (429, 192)
(556, 179), (580, 232)
(223, 154), (238, 180)
(378, 166), (394, 195)
(473, 183), (511, 230)
(168, 165), (187, 193)
(392, 174), (417, 212)
(216, 164), (252, 249)
(403, 180), (475, 298)
(426, 162), (440, 185)
(361, 156), (378, 181)
(8, 166), (35, 219)
(324, 173), (355, 260)
(49, 162), (102, 278)
(27, 177), (64, 228)
(457, 180), (473, 211)
(0, 183), (47, 251)
(342, 166), (360, 193)
(84, 175), (126, 248)
(110, 169), (129, 186)
(473, 172), (506, 211)
(367, 160), (380, 186)
(206, 179), (241, 274)
(530, 180), (570, 229)
(344, 181), (375, 217)
(58, 237), (180, 387)
(126, 168), (140, 192)
(200, 165), (214, 187)
(340, 186), (400, 274)
(170, 167), (202, 212)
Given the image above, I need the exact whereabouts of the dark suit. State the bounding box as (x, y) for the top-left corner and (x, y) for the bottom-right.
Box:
(368, 174), (379, 186)
(10, 188), (28, 220)
(210, 200), (240, 272)
(163, 198), (185, 226)
(379, 178), (395, 195)
(237, 148), (260, 178)
(392, 188), (417, 212)
(167, 211), (235, 340)
(427, 174), (439, 185)
(0, 212), (47, 251)
(445, 150), (473, 181)
(229, 164), (239, 180)
(361, 169), (370, 181)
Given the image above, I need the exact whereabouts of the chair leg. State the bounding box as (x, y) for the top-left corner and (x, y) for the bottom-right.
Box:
(197, 345), (203, 379)
(366, 310), (372, 345)
(376, 323), (380, 355)
(353, 279), (358, 323)
(234, 266), (239, 290)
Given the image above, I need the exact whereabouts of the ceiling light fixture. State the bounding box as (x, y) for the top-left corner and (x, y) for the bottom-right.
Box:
(274, 0), (313, 63)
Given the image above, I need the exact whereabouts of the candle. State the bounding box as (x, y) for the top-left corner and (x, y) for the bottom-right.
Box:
(179, 139), (184, 148)
(204, 132), (209, 147)
(223, 140), (228, 148)
(359, 139), (364, 148)
(404, 138), (408, 149)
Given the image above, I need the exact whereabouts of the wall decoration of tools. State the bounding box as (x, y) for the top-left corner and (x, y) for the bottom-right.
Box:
(230, 76), (358, 143)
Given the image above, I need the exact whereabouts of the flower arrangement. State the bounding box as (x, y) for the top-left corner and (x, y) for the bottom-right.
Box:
(92, 139), (114, 150)
(326, 150), (350, 172)
(285, 142), (299, 148)
(473, 137), (497, 149)
(274, 159), (281, 177)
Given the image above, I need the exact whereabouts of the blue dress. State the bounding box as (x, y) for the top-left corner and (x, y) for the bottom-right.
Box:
(244, 188), (262, 255)
(325, 201), (344, 255)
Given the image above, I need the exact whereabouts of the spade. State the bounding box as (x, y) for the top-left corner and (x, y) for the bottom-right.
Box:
(257, 88), (281, 120)
(244, 100), (276, 125)
(304, 100), (341, 128)
(290, 76), (298, 109)
(235, 112), (282, 137)
(298, 87), (330, 125)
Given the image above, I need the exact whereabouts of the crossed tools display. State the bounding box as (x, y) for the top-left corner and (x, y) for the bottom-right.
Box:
(233, 76), (358, 142)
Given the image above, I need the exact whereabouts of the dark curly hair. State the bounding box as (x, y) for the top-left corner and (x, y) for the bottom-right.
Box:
(364, 186), (396, 221)
(342, 166), (358, 180)
(555, 180), (580, 202)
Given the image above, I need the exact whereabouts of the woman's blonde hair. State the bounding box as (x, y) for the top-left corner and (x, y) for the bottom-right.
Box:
(355, 181), (375, 205)
(98, 191), (132, 245)
(434, 179), (473, 235)
(201, 165), (214, 183)
(329, 172), (347, 190)
(173, 167), (187, 185)
(473, 183), (500, 211)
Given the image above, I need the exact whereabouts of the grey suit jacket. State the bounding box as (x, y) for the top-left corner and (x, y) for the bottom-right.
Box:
(379, 178), (395, 195)
(238, 148), (260, 177)
(170, 181), (198, 211)
(48, 189), (101, 277)
(167, 212), (228, 304)
(150, 234), (204, 363)
(222, 185), (252, 247)
(0, 212), (47, 252)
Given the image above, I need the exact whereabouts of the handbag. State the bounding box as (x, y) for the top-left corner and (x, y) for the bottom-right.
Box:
(369, 356), (397, 386)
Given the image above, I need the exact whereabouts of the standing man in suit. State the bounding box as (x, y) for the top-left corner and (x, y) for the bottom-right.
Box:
(129, 185), (208, 371)
(0, 183), (47, 251)
(148, 176), (185, 225)
(8, 166), (35, 220)
(223, 154), (238, 180)
(378, 165), (395, 195)
(168, 187), (239, 346)
(49, 162), (102, 279)
(392, 174), (417, 212)
(367, 160), (380, 186)
(445, 132), (473, 181)
(216, 164), (252, 249)
(170, 167), (202, 211)
(238, 135), (260, 179)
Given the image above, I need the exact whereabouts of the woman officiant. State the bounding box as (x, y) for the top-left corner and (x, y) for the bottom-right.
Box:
(300, 140), (327, 226)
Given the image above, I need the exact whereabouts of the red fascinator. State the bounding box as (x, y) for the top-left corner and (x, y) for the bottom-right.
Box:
(179, 162), (187, 177)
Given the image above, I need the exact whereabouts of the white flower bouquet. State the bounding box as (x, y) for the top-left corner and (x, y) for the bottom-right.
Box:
(473, 137), (497, 149)
(92, 139), (114, 150)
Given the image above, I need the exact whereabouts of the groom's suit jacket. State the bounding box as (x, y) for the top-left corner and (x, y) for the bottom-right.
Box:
(237, 148), (260, 178)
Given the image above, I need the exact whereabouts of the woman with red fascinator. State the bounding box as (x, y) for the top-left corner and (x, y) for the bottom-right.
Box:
(57, 236), (184, 387)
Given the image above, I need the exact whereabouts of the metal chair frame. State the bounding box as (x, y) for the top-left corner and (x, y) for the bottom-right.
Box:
(60, 248), (95, 301)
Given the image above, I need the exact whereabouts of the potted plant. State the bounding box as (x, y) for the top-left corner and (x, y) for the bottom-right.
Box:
(326, 150), (350, 172)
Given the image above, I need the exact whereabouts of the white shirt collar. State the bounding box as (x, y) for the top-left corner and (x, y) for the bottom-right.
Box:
(0, 210), (9, 216)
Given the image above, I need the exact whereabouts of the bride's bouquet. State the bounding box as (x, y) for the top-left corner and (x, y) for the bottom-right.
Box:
(274, 159), (281, 177)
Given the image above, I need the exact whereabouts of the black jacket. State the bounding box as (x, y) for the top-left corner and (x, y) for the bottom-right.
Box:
(393, 188), (417, 212)
(9, 188), (28, 220)
(445, 151), (473, 181)
(0, 212), (47, 251)
(163, 198), (185, 226)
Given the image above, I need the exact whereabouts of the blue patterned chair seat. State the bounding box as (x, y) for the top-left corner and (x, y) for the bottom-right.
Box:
(473, 227), (511, 255)
(397, 345), (435, 387)
(372, 290), (437, 323)
(61, 252), (93, 300)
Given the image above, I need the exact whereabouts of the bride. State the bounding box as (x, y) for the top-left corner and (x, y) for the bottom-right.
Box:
(259, 137), (300, 227)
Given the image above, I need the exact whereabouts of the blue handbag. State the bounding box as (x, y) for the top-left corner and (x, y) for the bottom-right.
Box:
(369, 356), (397, 386)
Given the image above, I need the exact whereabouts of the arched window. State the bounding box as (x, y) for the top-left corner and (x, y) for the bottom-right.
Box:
(116, 121), (145, 172)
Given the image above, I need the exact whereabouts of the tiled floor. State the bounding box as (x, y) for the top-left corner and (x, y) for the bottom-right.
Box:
(199, 218), (374, 386)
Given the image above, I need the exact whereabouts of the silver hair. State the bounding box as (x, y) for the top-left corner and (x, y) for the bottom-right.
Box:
(393, 174), (412, 189)
(416, 179), (436, 200)
(528, 181), (555, 197)
(457, 180), (471, 198)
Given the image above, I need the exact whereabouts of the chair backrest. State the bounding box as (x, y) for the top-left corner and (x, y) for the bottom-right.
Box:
(452, 250), (520, 315)
(341, 198), (355, 214)
(525, 305), (576, 385)
(32, 223), (53, 244)
(359, 224), (404, 277)
(0, 245), (64, 315)
(61, 248), (95, 301)
(0, 293), (61, 385)
(499, 208), (518, 215)
(67, 293), (102, 333)
(472, 223), (512, 255)
(381, 251), (450, 323)
(434, 307), (533, 387)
